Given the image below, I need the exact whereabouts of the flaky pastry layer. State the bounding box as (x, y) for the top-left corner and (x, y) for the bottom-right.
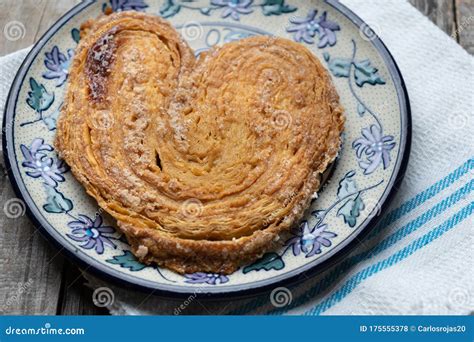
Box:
(55, 11), (345, 274)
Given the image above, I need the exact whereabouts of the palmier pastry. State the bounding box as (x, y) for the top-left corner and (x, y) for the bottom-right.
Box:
(55, 11), (344, 274)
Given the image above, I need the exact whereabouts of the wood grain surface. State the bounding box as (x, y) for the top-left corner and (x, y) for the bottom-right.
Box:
(0, 0), (472, 315)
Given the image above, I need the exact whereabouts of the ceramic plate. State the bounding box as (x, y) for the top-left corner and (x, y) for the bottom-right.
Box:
(2, 0), (411, 296)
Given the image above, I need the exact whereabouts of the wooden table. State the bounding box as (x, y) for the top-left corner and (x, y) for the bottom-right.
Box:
(0, 0), (473, 315)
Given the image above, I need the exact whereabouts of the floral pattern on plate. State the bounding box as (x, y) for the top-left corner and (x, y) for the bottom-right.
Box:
(3, 0), (408, 294)
(286, 9), (340, 47)
(159, 0), (297, 19)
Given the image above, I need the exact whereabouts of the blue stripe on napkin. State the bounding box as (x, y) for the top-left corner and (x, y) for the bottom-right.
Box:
(267, 178), (472, 315)
(230, 158), (473, 315)
(368, 158), (473, 239)
(305, 202), (473, 315)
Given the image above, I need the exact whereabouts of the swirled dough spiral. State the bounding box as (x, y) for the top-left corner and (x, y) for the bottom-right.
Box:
(55, 12), (344, 274)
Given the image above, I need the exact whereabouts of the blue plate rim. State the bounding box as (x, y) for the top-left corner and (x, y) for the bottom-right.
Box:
(2, 0), (411, 298)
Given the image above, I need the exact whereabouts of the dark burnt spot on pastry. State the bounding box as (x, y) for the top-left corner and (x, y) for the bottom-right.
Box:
(155, 151), (162, 171)
(85, 28), (117, 103)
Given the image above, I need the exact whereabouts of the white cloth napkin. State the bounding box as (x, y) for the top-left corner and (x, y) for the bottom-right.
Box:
(1, 0), (473, 315)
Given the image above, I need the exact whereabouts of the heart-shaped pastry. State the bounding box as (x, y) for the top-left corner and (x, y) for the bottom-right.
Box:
(55, 11), (344, 274)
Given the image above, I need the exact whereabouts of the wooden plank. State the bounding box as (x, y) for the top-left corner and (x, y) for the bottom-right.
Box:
(0, 0), (79, 315)
(59, 261), (108, 315)
(35, 0), (80, 42)
(455, 0), (474, 53)
(0, 0), (79, 57)
(409, 0), (457, 36)
(0, 172), (65, 314)
(0, 0), (47, 56)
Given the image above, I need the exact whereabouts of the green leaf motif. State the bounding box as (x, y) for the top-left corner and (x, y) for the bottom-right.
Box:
(336, 171), (365, 228)
(357, 103), (366, 116)
(26, 78), (54, 113)
(353, 60), (386, 87)
(324, 53), (385, 88)
(261, 0), (297, 15)
(337, 170), (357, 197)
(337, 194), (365, 227)
(160, 0), (181, 18)
(71, 28), (80, 44)
(243, 252), (284, 274)
(200, 7), (211, 15)
(43, 184), (73, 213)
(324, 53), (351, 78)
(43, 104), (61, 130)
(106, 250), (147, 271)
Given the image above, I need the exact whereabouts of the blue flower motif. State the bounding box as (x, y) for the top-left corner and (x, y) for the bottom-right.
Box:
(353, 124), (396, 174)
(211, 0), (253, 21)
(287, 10), (319, 43)
(316, 11), (340, 48)
(107, 0), (148, 12)
(20, 138), (68, 187)
(286, 9), (340, 47)
(67, 214), (116, 254)
(184, 272), (229, 285)
(43, 46), (74, 87)
(286, 220), (336, 257)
